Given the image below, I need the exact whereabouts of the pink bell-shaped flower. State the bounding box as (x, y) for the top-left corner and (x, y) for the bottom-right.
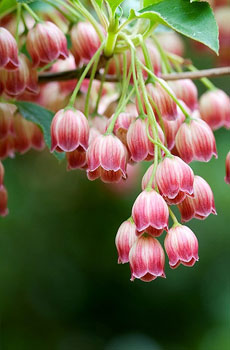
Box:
(155, 156), (194, 204)
(115, 219), (137, 264)
(71, 22), (102, 63)
(2, 54), (38, 96)
(132, 189), (169, 237)
(178, 175), (216, 222)
(145, 80), (178, 121)
(51, 108), (89, 153)
(129, 235), (165, 282)
(127, 118), (164, 162)
(168, 79), (198, 111)
(164, 225), (199, 269)
(87, 134), (127, 183)
(0, 27), (19, 70)
(175, 117), (217, 163)
(199, 89), (230, 130)
(26, 21), (68, 67)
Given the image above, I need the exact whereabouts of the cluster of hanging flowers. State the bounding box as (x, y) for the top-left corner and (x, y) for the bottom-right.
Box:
(0, 1), (229, 282)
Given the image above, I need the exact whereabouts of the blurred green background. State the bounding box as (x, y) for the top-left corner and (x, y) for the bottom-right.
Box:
(1, 23), (230, 350)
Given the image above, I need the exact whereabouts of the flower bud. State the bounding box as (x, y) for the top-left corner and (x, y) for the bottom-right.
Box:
(129, 235), (165, 282)
(145, 80), (178, 121)
(199, 89), (230, 130)
(2, 54), (38, 96)
(175, 118), (217, 163)
(225, 151), (230, 184)
(164, 225), (199, 269)
(87, 134), (127, 183)
(127, 118), (164, 162)
(51, 108), (89, 153)
(71, 22), (102, 63)
(0, 27), (19, 70)
(178, 175), (216, 222)
(168, 79), (198, 111)
(115, 219), (137, 264)
(155, 156), (194, 204)
(26, 21), (68, 67)
(107, 112), (135, 146)
(132, 189), (169, 237)
(0, 185), (8, 216)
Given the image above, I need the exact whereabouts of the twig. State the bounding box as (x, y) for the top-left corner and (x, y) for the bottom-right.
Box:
(38, 66), (230, 84)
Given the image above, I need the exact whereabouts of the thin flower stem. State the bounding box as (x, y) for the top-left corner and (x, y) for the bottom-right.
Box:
(94, 60), (109, 114)
(138, 60), (191, 120)
(106, 60), (133, 134)
(68, 42), (105, 108)
(43, 0), (75, 22)
(117, 18), (135, 33)
(121, 33), (145, 116)
(169, 207), (180, 226)
(147, 95), (167, 145)
(152, 34), (172, 74)
(53, 0), (84, 19)
(138, 35), (153, 72)
(23, 3), (40, 23)
(84, 53), (101, 118)
(136, 59), (159, 190)
(106, 85), (135, 134)
(91, 0), (109, 29)
(146, 121), (171, 157)
(16, 3), (22, 45)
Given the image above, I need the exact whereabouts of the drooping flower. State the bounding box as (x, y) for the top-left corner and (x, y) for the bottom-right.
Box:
(129, 235), (165, 282)
(2, 54), (38, 96)
(115, 219), (137, 264)
(71, 22), (103, 63)
(146, 80), (178, 121)
(26, 21), (68, 67)
(132, 189), (169, 237)
(199, 89), (230, 130)
(87, 134), (127, 183)
(155, 156), (194, 204)
(168, 79), (198, 111)
(175, 117), (217, 163)
(51, 108), (89, 153)
(0, 27), (19, 70)
(127, 118), (164, 162)
(164, 225), (199, 269)
(178, 175), (216, 222)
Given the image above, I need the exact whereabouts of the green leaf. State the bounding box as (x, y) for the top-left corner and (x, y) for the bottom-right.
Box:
(0, 0), (16, 18)
(14, 101), (65, 160)
(131, 0), (219, 54)
(106, 0), (125, 14)
(143, 0), (163, 6)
